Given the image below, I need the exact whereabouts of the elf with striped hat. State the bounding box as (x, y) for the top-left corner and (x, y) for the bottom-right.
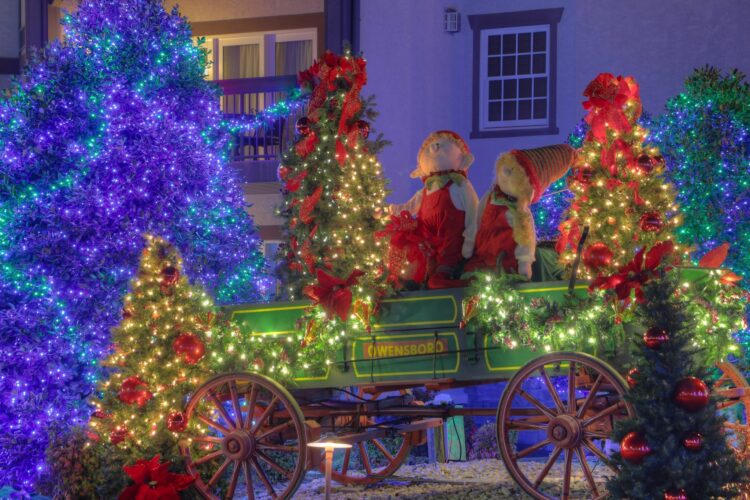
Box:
(464, 144), (576, 278)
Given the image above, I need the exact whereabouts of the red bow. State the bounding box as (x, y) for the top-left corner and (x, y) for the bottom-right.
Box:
(284, 170), (308, 192)
(590, 241), (674, 304)
(303, 269), (365, 321)
(600, 138), (634, 177)
(299, 186), (323, 225)
(295, 131), (318, 158)
(583, 73), (641, 142)
(118, 455), (195, 500)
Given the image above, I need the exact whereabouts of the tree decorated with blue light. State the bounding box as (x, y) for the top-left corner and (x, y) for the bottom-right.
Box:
(0, 0), (267, 490)
(649, 67), (750, 275)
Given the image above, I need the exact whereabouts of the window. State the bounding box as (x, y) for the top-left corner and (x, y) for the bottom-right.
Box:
(469, 9), (563, 138)
(199, 28), (317, 81)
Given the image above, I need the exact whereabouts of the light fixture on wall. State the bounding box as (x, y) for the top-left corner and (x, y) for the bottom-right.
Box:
(444, 8), (460, 33)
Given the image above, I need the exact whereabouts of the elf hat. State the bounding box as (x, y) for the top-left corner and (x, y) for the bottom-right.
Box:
(410, 130), (474, 178)
(511, 144), (576, 203)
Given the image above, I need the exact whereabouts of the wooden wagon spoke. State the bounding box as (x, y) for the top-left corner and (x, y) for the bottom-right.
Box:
(256, 449), (294, 479)
(250, 456), (276, 497)
(340, 447), (351, 475)
(533, 446), (562, 488)
(582, 401), (624, 427)
(507, 418), (547, 431)
(257, 443), (299, 452)
(194, 449), (224, 466)
(717, 399), (743, 410)
(539, 367), (565, 413)
(373, 438), (395, 462)
(197, 412), (232, 435)
(518, 389), (556, 419)
(225, 460), (241, 500)
(243, 383), (258, 431)
(576, 445), (599, 496)
(207, 388), (236, 429)
(242, 460), (255, 500)
(252, 396), (279, 433)
(582, 438), (617, 472)
(206, 457), (232, 488)
(516, 438), (551, 459)
(256, 420), (294, 442)
(358, 442), (374, 475)
(576, 374), (604, 418)
(192, 435), (222, 444)
(567, 362), (577, 414)
(229, 380), (243, 429)
(562, 448), (573, 499)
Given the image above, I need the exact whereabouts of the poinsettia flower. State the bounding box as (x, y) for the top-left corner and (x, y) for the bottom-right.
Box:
(118, 455), (195, 500)
(303, 269), (365, 321)
(590, 241), (674, 304)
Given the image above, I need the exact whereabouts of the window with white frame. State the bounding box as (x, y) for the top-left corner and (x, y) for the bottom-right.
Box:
(469, 9), (563, 138)
(481, 26), (549, 129)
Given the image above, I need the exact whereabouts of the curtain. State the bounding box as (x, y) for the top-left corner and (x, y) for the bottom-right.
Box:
(222, 44), (260, 79)
(275, 40), (313, 76)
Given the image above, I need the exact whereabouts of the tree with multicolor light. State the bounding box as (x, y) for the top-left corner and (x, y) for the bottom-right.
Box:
(649, 67), (750, 277)
(277, 49), (391, 361)
(557, 73), (681, 277)
(90, 236), (277, 470)
(0, 0), (266, 489)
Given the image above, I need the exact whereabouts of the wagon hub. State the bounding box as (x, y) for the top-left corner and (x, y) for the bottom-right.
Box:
(547, 414), (583, 449)
(221, 430), (256, 460)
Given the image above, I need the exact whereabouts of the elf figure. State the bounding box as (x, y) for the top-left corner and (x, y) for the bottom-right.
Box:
(465, 144), (575, 279)
(392, 131), (479, 289)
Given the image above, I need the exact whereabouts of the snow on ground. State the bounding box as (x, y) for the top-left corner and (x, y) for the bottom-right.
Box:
(291, 458), (611, 499)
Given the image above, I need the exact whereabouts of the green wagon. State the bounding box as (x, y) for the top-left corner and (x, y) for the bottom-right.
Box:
(178, 272), (750, 499)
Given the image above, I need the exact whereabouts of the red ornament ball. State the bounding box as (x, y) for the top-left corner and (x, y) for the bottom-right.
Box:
(583, 242), (614, 271)
(640, 212), (663, 232)
(652, 154), (666, 169)
(118, 376), (153, 407)
(643, 327), (669, 349)
(121, 306), (134, 319)
(110, 427), (128, 445)
(682, 432), (703, 452)
(167, 411), (188, 433)
(636, 154), (655, 174)
(620, 431), (651, 464)
(664, 490), (688, 500)
(295, 117), (311, 136)
(673, 376), (710, 412)
(570, 166), (594, 185)
(161, 265), (180, 286)
(626, 367), (640, 388)
(172, 332), (205, 365)
(355, 120), (370, 139)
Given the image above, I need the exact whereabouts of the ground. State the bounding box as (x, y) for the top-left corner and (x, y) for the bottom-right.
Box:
(291, 458), (610, 499)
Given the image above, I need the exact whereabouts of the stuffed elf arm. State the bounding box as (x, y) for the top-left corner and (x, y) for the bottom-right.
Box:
(511, 202), (536, 279)
(390, 189), (423, 216)
(456, 182), (480, 259)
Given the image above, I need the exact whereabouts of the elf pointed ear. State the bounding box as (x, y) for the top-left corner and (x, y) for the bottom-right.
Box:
(410, 165), (422, 178)
(461, 152), (475, 170)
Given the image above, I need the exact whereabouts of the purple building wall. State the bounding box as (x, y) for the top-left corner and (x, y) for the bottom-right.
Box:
(359, 0), (750, 204)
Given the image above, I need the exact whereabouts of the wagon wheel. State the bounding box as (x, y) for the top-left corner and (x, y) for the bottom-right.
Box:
(713, 361), (750, 461)
(179, 373), (307, 499)
(497, 352), (634, 500)
(318, 387), (414, 485)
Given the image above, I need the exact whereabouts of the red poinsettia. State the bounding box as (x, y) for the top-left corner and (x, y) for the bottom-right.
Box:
(303, 268), (365, 321)
(590, 241), (674, 304)
(375, 211), (436, 285)
(698, 242), (743, 285)
(118, 455), (195, 500)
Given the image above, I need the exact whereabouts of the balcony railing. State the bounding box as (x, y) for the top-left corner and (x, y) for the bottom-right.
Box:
(217, 75), (307, 180)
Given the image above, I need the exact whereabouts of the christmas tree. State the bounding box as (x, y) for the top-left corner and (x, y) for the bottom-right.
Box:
(0, 0), (266, 488)
(90, 236), (277, 469)
(605, 255), (745, 498)
(649, 67), (750, 277)
(557, 73), (681, 277)
(276, 48), (392, 364)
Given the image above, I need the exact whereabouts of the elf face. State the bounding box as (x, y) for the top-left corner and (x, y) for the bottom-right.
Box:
(419, 137), (464, 174)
